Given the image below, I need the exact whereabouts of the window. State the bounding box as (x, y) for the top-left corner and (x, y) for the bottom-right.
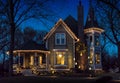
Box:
(39, 56), (42, 65)
(90, 36), (92, 42)
(30, 56), (34, 66)
(95, 36), (100, 46)
(89, 48), (94, 64)
(89, 35), (93, 46)
(56, 52), (65, 65)
(55, 33), (66, 45)
(95, 53), (100, 64)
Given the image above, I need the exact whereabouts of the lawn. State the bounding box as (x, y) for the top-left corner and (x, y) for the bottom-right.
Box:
(0, 73), (120, 83)
(0, 76), (95, 83)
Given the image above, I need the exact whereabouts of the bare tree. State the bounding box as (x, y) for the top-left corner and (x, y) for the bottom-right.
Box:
(95, 0), (120, 72)
(23, 27), (36, 43)
(98, 0), (120, 15)
(14, 28), (24, 49)
(0, 0), (59, 76)
(34, 30), (47, 44)
(0, 15), (10, 51)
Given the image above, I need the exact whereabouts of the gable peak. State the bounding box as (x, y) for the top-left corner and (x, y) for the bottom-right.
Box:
(58, 18), (63, 22)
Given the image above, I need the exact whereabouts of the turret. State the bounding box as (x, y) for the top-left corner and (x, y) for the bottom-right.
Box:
(84, 0), (104, 71)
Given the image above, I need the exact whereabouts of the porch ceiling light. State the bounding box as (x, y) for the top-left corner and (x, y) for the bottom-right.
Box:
(59, 54), (62, 58)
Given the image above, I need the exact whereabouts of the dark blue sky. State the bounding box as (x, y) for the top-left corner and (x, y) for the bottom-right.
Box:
(20, 0), (89, 31)
(20, 0), (117, 56)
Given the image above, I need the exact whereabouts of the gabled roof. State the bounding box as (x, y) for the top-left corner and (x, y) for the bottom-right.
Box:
(64, 15), (78, 37)
(44, 19), (79, 42)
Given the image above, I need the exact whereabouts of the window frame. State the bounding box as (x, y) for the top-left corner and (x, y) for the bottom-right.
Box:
(55, 52), (66, 65)
(55, 33), (66, 45)
(95, 35), (100, 46)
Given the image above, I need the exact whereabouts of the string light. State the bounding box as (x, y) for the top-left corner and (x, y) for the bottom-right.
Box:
(6, 50), (50, 55)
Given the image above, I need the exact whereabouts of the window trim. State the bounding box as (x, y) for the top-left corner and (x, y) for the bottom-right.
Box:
(55, 51), (66, 65)
(55, 33), (66, 45)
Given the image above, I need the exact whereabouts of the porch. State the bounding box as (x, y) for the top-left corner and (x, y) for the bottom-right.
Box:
(12, 50), (50, 69)
(7, 40), (72, 74)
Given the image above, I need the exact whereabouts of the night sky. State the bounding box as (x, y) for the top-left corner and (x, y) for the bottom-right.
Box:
(20, 0), (89, 31)
(20, 0), (117, 55)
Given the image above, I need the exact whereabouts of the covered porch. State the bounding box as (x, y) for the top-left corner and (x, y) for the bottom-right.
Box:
(9, 40), (50, 72)
(12, 50), (50, 70)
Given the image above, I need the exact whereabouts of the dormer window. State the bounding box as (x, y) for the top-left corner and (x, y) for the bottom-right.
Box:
(55, 33), (66, 45)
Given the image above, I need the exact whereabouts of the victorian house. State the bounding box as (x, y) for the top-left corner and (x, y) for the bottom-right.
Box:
(10, 1), (104, 72)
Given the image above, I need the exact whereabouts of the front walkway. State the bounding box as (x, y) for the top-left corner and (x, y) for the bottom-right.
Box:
(22, 69), (36, 76)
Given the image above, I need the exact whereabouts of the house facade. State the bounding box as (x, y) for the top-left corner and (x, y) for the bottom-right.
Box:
(43, 1), (104, 71)
(9, 1), (104, 72)
(44, 19), (79, 71)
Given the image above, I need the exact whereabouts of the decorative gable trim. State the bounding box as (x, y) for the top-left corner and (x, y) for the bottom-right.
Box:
(44, 19), (79, 42)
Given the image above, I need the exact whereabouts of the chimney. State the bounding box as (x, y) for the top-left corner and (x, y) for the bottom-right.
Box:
(77, 0), (84, 42)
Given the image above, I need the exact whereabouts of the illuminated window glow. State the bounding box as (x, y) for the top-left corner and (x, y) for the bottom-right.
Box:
(30, 56), (34, 65)
(95, 53), (100, 64)
(39, 56), (42, 65)
(56, 52), (65, 65)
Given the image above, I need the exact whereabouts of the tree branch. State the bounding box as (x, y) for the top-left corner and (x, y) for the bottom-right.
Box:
(99, 0), (120, 15)
(104, 33), (116, 45)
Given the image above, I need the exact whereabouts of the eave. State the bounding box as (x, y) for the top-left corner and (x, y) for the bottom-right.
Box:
(6, 50), (50, 55)
(44, 19), (79, 42)
(84, 27), (104, 34)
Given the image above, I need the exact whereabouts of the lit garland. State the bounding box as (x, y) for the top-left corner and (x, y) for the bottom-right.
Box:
(6, 50), (50, 55)
(76, 41), (86, 54)
(44, 19), (79, 42)
(84, 27), (104, 34)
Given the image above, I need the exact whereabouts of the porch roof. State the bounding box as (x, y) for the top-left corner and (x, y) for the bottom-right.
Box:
(6, 40), (50, 55)
(16, 40), (48, 50)
(12, 50), (50, 54)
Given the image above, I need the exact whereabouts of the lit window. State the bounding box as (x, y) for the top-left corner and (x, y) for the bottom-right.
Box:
(89, 50), (93, 64)
(56, 52), (65, 65)
(30, 56), (34, 65)
(39, 56), (42, 65)
(55, 33), (66, 45)
(95, 53), (100, 64)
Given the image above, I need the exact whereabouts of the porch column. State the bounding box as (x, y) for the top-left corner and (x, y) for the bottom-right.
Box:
(18, 52), (21, 67)
(54, 52), (55, 68)
(34, 52), (37, 66)
(23, 54), (25, 68)
(46, 53), (48, 70)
